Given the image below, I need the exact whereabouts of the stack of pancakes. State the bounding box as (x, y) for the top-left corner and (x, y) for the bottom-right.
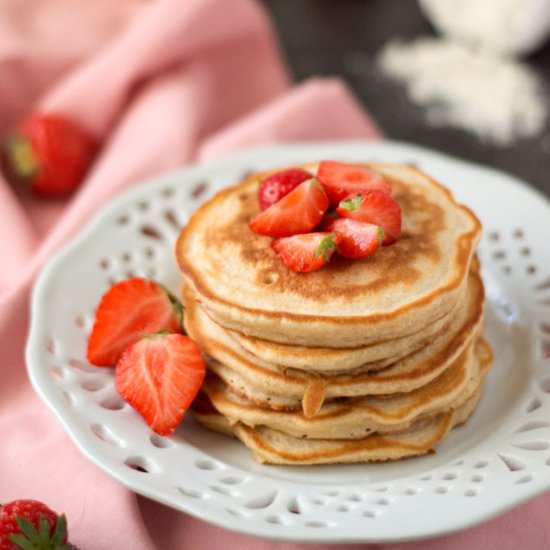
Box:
(176, 163), (493, 465)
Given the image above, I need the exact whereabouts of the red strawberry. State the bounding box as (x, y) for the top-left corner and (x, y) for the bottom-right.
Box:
(249, 179), (328, 237)
(1, 113), (96, 197)
(87, 278), (183, 367)
(0, 500), (69, 550)
(116, 333), (206, 435)
(337, 190), (401, 245)
(325, 218), (384, 259)
(258, 168), (312, 210)
(272, 232), (340, 273)
(317, 161), (392, 205)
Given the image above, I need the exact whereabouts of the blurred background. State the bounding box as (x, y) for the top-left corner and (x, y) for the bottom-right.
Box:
(261, 0), (550, 195)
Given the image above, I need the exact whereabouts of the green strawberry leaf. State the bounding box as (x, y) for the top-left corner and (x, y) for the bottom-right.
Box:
(39, 516), (51, 541)
(377, 227), (385, 242)
(15, 517), (40, 545)
(339, 194), (362, 212)
(163, 286), (185, 331)
(314, 234), (337, 260)
(51, 514), (67, 546)
(10, 513), (68, 550)
(8, 533), (35, 550)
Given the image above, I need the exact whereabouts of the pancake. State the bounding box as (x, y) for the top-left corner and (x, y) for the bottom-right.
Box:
(176, 163), (481, 347)
(191, 256), (480, 374)
(224, 302), (457, 372)
(193, 375), (485, 465)
(184, 269), (484, 412)
(201, 338), (490, 439)
(183, 287), (466, 376)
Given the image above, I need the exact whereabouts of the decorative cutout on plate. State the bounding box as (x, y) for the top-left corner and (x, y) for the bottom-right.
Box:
(534, 277), (550, 291)
(50, 367), (64, 381)
(210, 485), (236, 497)
(526, 398), (542, 413)
(124, 456), (158, 473)
(191, 181), (208, 198)
(177, 487), (206, 499)
(498, 454), (526, 471)
(287, 497), (301, 514)
(46, 338), (56, 355)
(194, 458), (218, 471)
(512, 229), (524, 240)
(98, 394), (126, 411)
(245, 491), (278, 510)
(515, 475), (533, 484)
(514, 421), (550, 433)
(91, 423), (120, 446)
(81, 378), (107, 392)
(164, 209), (180, 230)
(219, 476), (245, 486)
(140, 225), (164, 240)
(150, 434), (173, 449)
(511, 441), (549, 451)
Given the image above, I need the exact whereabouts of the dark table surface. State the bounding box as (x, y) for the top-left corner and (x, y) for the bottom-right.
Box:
(261, 0), (550, 197)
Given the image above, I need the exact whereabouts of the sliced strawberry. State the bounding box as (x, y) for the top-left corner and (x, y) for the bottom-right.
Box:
(258, 168), (312, 210)
(249, 178), (328, 237)
(87, 278), (183, 367)
(116, 333), (206, 435)
(337, 190), (401, 245)
(325, 218), (384, 259)
(272, 232), (340, 273)
(317, 161), (392, 205)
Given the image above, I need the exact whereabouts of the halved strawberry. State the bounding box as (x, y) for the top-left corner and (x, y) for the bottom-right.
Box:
(325, 218), (384, 259)
(87, 278), (183, 367)
(272, 232), (340, 273)
(258, 168), (312, 210)
(249, 178), (328, 237)
(116, 333), (205, 435)
(337, 190), (401, 245)
(317, 161), (392, 205)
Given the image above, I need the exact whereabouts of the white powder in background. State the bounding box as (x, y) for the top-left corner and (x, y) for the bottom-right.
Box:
(419, 0), (550, 56)
(377, 38), (547, 145)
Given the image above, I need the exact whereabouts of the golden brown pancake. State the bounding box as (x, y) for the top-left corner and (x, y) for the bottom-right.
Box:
(193, 365), (488, 465)
(200, 338), (490, 439)
(177, 163), (481, 347)
(184, 269), (484, 411)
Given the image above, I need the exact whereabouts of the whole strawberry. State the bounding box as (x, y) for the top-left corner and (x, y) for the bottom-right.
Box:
(0, 500), (73, 550)
(1, 113), (96, 197)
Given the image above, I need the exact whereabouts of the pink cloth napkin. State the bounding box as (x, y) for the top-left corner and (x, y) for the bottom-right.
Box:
(1, 1), (548, 549)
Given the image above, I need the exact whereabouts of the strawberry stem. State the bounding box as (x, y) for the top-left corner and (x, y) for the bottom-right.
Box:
(3, 135), (40, 182)
(339, 194), (363, 212)
(163, 286), (185, 331)
(9, 513), (68, 549)
(314, 233), (337, 260)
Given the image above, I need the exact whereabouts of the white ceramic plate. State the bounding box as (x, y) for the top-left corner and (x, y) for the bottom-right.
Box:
(26, 141), (550, 543)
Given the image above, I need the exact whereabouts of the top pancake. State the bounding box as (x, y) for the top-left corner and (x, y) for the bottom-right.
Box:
(176, 163), (481, 347)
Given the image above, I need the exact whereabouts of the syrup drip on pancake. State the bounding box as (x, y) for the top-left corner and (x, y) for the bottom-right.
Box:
(302, 378), (329, 418)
